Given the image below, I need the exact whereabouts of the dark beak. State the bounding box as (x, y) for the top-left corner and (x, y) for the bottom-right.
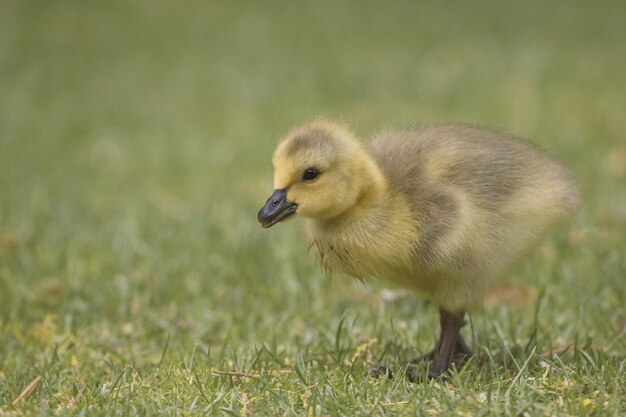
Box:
(258, 188), (298, 228)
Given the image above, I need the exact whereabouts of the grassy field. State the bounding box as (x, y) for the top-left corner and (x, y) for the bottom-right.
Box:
(1, 0), (625, 415)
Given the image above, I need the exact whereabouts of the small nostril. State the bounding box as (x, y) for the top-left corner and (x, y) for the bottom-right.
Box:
(272, 198), (280, 207)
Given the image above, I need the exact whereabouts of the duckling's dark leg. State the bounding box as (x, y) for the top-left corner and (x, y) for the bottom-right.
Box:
(428, 309), (467, 378)
(416, 335), (472, 362)
(407, 308), (470, 381)
(371, 309), (473, 382)
(454, 333), (473, 358)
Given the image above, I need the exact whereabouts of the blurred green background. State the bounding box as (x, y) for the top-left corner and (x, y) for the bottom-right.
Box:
(1, 0), (625, 414)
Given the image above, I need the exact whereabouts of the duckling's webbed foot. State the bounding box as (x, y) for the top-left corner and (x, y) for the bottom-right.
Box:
(407, 308), (470, 382)
(369, 366), (393, 380)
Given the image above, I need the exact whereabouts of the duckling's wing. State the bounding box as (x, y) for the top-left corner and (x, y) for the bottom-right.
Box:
(369, 124), (577, 274)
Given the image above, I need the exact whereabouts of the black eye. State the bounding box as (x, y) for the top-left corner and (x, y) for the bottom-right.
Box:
(302, 168), (319, 181)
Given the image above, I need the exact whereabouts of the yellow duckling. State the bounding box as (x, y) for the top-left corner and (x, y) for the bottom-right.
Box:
(258, 120), (578, 379)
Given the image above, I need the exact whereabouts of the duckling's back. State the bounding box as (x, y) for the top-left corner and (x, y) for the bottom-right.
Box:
(369, 124), (578, 311)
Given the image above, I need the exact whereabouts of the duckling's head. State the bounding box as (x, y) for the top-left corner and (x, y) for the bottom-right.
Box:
(258, 120), (384, 228)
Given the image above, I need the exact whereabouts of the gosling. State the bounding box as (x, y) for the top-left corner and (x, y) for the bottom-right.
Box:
(258, 120), (578, 380)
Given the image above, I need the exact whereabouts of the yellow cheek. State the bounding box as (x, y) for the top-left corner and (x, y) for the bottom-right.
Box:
(287, 184), (326, 216)
(286, 186), (304, 203)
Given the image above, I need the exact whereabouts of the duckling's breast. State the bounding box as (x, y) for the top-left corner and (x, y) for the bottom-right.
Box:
(304, 197), (436, 294)
(310, 239), (367, 279)
(309, 233), (441, 295)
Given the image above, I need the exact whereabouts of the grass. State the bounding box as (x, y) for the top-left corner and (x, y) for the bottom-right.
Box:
(1, 0), (625, 415)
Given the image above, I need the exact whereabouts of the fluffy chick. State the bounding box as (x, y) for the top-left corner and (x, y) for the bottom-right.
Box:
(258, 120), (578, 379)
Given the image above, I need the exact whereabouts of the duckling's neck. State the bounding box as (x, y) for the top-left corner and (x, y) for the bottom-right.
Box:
(340, 153), (389, 222)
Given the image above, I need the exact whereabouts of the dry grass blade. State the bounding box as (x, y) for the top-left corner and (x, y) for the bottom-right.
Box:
(12, 376), (43, 407)
(212, 370), (292, 378)
(212, 370), (253, 378)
